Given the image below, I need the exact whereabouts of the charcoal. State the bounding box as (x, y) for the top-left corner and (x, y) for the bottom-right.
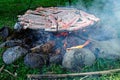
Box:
(3, 46), (28, 64)
(9, 29), (33, 40)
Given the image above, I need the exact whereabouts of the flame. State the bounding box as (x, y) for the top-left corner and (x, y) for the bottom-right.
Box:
(67, 40), (90, 50)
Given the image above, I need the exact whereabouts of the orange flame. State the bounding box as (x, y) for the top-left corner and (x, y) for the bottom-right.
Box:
(67, 40), (90, 50)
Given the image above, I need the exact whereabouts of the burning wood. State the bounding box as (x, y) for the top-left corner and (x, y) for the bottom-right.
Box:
(14, 7), (100, 32)
(30, 41), (55, 54)
(67, 40), (90, 50)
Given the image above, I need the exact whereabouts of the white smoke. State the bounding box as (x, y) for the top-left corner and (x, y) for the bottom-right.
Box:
(90, 0), (120, 37)
(66, 0), (120, 38)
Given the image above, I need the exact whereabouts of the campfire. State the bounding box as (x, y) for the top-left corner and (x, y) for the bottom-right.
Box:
(1, 7), (120, 71)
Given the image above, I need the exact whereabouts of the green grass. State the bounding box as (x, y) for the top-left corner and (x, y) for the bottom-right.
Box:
(0, 0), (120, 80)
(0, 0), (69, 16)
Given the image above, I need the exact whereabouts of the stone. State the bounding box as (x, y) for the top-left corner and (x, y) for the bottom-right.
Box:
(62, 48), (96, 70)
(24, 53), (45, 68)
(3, 46), (28, 64)
(91, 39), (120, 60)
(0, 27), (10, 40)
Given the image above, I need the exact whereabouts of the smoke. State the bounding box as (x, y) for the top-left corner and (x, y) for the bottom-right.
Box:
(89, 0), (120, 27)
(66, 0), (120, 39)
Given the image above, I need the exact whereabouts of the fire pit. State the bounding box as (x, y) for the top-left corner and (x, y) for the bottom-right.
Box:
(1, 7), (120, 71)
